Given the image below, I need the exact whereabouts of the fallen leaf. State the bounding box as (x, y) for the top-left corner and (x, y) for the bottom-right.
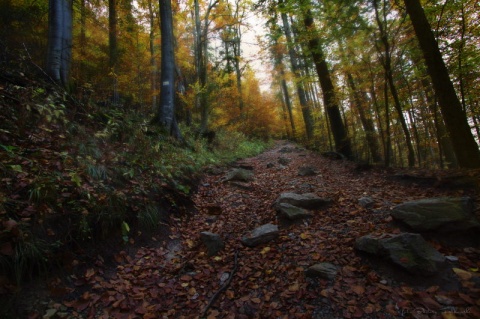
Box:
(452, 268), (472, 280)
(289, 283), (299, 292)
(260, 246), (270, 255)
(351, 285), (365, 295)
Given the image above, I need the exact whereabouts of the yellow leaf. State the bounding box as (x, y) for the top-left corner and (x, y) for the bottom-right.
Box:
(260, 247), (270, 255)
(300, 233), (309, 239)
(469, 268), (479, 272)
(188, 287), (196, 295)
(186, 239), (194, 248)
(181, 283), (189, 287)
(442, 313), (457, 319)
(452, 268), (472, 280)
(214, 256), (222, 261)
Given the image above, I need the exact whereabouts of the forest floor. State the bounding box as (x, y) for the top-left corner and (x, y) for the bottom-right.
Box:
(24, 141), (480, 319)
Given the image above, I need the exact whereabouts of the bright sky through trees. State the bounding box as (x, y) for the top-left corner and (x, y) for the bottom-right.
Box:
(238, 11), (272, 92)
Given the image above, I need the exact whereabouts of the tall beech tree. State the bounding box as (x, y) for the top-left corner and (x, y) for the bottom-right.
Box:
(156, 0), (182, 139)
(46, 0), (73, 87)
(403, 0), (480, 168)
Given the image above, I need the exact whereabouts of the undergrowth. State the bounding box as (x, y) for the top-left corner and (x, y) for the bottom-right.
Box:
(0, 67), (272, 306)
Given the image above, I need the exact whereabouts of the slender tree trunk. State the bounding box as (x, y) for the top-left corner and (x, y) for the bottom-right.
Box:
(80, 0), (86, 59)
(46, 0), (72, 87)
(420, 77), (457, 168)
(273, 48), (297, 138)
(303, 5), (352, 158)
(233, 0), (244, 110)
(108, 0), (119, 104)
(373, 0), (415, 167)
(383, 74), (391, 167)
(148, 0), (157, 112)
(403, 0), (480, 168)
(346, 73), (382, 162)
(196, 0), (219, 134)
(279, 4), (314, 140)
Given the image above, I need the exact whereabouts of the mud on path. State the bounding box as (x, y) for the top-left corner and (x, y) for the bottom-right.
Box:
(29, 141), (480, 318)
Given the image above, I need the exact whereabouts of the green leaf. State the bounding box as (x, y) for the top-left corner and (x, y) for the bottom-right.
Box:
(69, 172), (82, 187)
(121, 221), (130, 234)
(10, 165), (22, 173)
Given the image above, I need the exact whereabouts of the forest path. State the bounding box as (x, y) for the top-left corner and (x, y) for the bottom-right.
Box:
(41, 141), (479, 318)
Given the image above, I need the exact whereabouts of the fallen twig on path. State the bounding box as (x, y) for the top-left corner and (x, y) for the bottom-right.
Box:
(201, 250), (239, 318)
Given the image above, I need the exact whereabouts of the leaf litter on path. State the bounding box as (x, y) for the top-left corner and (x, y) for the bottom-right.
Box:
(46, 141), (479, 318)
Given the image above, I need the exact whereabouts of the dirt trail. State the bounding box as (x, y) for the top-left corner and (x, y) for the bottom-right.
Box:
(32, 141), (479, 318)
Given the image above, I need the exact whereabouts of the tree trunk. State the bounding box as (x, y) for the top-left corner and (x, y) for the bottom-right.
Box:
(46, 0), (72, 87)
(373, 0), (415, 167)
(157, 0), (181, 139)
(108, 0), (119, 104)
(280, 4), (314, 141)
(403, 0), (480, 168)
(303, 6), (352, 158)
(148, 0), (157, 112)
(346, 73), (382, 163)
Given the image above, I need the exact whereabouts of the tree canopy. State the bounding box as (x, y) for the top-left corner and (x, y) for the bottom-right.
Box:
(0, 0), (479, 166)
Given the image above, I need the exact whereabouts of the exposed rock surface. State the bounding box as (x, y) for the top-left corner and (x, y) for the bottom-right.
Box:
(391, 197), (479, 232)
(305, 263), (338, 280)
(278, 146), (294, 153)
(358, 196), (375, 208)
(355, 233), (446, 276)
(275, 203), (312, 221)
(298, 166), (317, 176)
(241, 224), (279, 247)
(278, 157), (291, 165)
(275, 192), (331, 210)
(222, 168), (254, 182)
(200, 232), (225, 256)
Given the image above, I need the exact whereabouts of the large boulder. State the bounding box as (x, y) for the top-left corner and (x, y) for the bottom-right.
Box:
(355, 233), (446, 276)
(200, 232), (225, 256)
(275, 192), (331, 210)
(391, 197), (479, 233)
(241, 224), (279, 247)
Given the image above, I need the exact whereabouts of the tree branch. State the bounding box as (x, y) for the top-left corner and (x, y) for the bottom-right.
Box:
(201, 250), (239, 318)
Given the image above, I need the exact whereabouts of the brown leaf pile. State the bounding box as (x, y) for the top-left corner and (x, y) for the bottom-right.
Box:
(53, 141), (479, 318)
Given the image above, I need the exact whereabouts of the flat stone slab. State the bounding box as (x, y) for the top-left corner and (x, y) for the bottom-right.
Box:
(275, 192), (331, 210)
(241, 224), (279, 247)
(298, 166), (317, 176)
(355, 233), (446, 276)
(305, 263), (338, 280)
(222, 168), (254, 182)
(275, 203), (312, 221)
(391, 197), (479, 232)
(278, 157), (291, 165)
